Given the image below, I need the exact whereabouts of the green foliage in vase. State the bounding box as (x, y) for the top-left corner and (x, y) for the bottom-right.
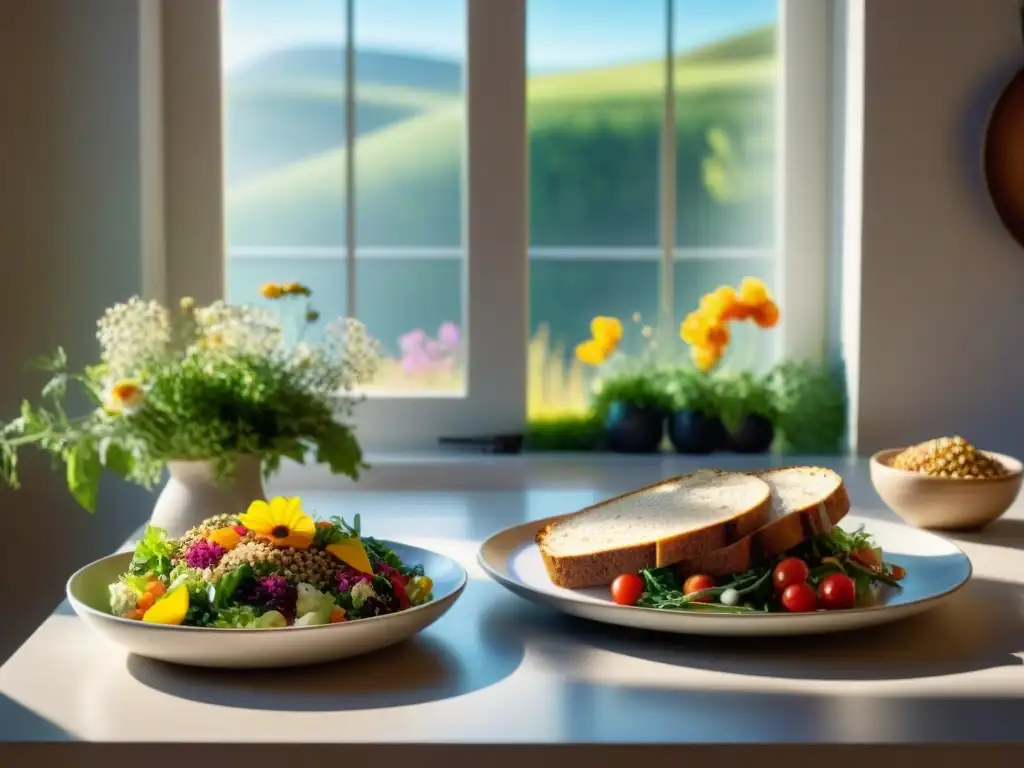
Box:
(0, 287), (382, 513)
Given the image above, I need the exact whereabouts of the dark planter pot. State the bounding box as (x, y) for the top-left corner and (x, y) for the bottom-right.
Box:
(667, 410), (725, 454)
(724, 414), (775, 454)
(604, 402), (665, 454)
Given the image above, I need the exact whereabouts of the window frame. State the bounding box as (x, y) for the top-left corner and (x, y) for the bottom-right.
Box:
(162, 0), (834, 452)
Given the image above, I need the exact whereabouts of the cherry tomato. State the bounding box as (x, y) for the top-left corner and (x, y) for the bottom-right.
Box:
(772, 557), (810, 591)
(818, 573), (856, 610)
(610, 573), (644, 606)
(683, 573), (715, 603)
(780, 582), (817, 613)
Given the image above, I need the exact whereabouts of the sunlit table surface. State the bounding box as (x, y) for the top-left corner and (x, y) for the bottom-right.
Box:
(3, 453), (1024, 767)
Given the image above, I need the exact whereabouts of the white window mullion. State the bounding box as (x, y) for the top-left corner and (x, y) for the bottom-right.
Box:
(351, 0), (527, 449)
(658, 0), (677, 349)
(344, 0), (357, 318)
(776, 0), (833, 363)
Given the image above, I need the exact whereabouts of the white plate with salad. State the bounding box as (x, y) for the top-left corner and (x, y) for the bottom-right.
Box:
(67, 496), (467, 667)
(478, 467), (972, 636)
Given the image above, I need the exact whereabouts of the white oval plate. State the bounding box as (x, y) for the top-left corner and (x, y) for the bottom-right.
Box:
(478, 514), (971, 636)
(68, 541), (467, 668)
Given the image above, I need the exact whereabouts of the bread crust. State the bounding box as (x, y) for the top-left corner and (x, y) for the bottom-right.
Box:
(675, 466), (851, 577)
(535, 469), (772, 589)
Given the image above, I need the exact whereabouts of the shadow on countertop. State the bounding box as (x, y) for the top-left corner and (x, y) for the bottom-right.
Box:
(127, 581), (525, 711)
(482, 575), (1024, 682)
(956, 517), (1024, 552)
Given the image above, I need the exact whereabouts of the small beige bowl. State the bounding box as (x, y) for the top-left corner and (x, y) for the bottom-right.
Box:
(870, 448), (1023, 531)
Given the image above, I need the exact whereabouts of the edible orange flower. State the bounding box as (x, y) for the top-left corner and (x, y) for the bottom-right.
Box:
(260, 282), (284, 300)
(239, 496), (315, 549)
(207, 526), (243, 551)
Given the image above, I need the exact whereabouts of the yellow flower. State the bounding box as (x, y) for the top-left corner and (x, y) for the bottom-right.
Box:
(680, 311), (706, 345)
(691, 345), (721, 373)
(239, 497), (316, 549)
(282, 281), (312, 297)
(179, 296), (195, 312)
(104, 379), (145, 414)
(575, 339), (611, 366)
(260, 282), (284, 300)
(589, 316), (623, 350)
(737, 277), (771, 307)
(699, 286), (738, 321)
(199, 332), (224, 349)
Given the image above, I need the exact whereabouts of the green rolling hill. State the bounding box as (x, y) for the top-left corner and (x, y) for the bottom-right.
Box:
(226, 26), (776, 249)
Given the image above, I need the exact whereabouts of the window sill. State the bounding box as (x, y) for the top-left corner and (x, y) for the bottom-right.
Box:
(268, 449), (860, 493)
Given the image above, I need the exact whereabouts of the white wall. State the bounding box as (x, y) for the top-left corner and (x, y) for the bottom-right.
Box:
(0, 0), (155, 662)
(850, 0), (1024, 456)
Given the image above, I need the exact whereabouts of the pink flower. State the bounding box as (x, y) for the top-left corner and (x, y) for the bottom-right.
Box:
(424, 340), (442, 360)
(438, 322), (461, 350)
(399, 329), (427, 353)
(401, 347), (432, 375)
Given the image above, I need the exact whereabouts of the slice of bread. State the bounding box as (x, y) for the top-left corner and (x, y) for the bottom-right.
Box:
(536, 469), (773, 589)
(675, 466), (851, 577)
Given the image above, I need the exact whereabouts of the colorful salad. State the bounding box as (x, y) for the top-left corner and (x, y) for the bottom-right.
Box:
(108, 496), (433, 628)
(608, 525), (907, 614)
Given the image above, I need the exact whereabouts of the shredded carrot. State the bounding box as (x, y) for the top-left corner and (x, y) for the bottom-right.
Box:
(137, 592), (155, 612)
(145, 581), (166, 598)
(329, 607), (347, 624)
(125, 609), (145, 621)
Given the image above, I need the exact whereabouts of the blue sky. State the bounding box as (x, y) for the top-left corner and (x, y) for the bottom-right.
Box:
(223, 0), (777, 73)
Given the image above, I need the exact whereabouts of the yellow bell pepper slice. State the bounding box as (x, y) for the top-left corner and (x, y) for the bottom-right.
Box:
(326, 537), (373, 575)
(142, 585), (189, 625)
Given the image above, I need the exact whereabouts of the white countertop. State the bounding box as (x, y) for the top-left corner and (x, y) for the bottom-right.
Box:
(3, 454), (1024, 766)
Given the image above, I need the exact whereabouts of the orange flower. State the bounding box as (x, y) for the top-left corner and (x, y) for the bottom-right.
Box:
(705, 320), (730, 349)
(752, 299), (781, 328)
(737, 277), (771, 307)
(691, 345), (721, 373)
(590, 316), (623, 350)
(207, 527), (243, 551)
(679, 312), (729, 350)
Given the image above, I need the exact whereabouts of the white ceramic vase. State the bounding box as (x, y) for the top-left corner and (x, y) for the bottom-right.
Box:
(149, 455), (266, 538)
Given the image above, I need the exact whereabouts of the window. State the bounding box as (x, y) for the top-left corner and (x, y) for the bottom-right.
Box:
(169, 0), (830, 450)
(526, 0), (781, 418)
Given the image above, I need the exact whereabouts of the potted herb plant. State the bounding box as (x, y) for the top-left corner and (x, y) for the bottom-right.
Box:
(0, 285), (381, 536)
(575, 314), (672, 453)
(715, 370), (777, 453)
(676, 277), (781, 453)
(663, 366), (725, 454)
(765, 359), (847, 454)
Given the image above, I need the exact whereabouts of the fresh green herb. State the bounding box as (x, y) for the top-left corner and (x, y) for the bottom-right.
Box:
(209, 563), (254, 611)
(128, 524), (175, 578)
(211, 605), (259, 628)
